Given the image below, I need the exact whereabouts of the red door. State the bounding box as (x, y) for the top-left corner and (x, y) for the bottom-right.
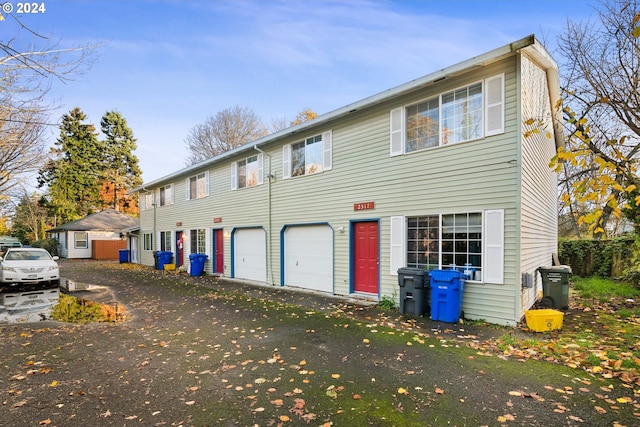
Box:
(176, 231), (184, 267)
(353, 221), (379, 294)
(213, 229), (224, 273)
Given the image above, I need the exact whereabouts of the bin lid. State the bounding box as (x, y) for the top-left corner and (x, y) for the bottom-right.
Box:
(429, 269), (462, 282)
(397, 267), (426, 275)
(537, 265), (572, 274)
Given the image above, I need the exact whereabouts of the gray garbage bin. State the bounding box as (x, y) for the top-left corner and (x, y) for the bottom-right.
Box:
(397, 267), (428, 316)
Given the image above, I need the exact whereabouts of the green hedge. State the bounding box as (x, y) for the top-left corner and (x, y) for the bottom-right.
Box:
(558, 235), (634, 278)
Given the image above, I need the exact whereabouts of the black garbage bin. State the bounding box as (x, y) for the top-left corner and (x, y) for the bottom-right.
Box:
(537, 266), (572, 309)
(152, 251), (159, 269)
(397, 267), (428, 316)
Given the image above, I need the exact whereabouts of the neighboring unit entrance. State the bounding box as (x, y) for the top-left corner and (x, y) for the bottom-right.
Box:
(176, 231), (184, 268)
(353, 221), (379, 294)
(233, 228), (267, 282)
(283, 225), (333, 293)
(212, 229), (224, 274)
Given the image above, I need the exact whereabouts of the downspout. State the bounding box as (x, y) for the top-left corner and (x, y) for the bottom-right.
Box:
(141, 186), (156, 252)
(254, 146), (274, 285)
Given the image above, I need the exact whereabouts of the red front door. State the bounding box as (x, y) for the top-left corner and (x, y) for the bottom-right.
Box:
(176, 231), (184, 267)
(213, 229), (224, 273)
(353, 221), (379, 294)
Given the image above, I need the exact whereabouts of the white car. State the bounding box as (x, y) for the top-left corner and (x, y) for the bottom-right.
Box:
(0, 248), (60, 291)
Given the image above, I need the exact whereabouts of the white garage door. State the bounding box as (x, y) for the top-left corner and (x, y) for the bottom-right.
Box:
(284, 225), (333, 293)
(234, 228), (266, 282)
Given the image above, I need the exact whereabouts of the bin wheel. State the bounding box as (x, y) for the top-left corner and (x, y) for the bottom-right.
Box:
(540, 296), (554, 308)
(460, 310), (465, 321)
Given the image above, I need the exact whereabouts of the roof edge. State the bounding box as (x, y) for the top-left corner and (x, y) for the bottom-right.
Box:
(134, 35), (540, 191)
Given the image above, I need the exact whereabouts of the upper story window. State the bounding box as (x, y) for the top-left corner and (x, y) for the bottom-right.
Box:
(391, 74), (504, 156)
(140, 192), (154, 210)
(158, 184), (173, 206)
(186, 172), (208, 200)
(282, 131), (332, 179)
(231, 154), (263, 190)
(442, 83), (483, 144)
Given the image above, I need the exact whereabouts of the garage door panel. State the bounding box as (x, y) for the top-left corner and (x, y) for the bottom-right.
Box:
(285, 226), (333, 292)
(234, 229), (266, 282)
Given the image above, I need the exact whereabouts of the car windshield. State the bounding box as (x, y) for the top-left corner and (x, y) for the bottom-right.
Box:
(5, 250), (51, 261)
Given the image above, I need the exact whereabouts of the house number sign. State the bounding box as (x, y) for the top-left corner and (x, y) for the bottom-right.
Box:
(354, 201), (375, 211)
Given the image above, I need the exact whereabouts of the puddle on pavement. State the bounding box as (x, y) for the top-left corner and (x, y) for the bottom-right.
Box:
(0, 278), (115, 323)
(0, 288), (59, 323)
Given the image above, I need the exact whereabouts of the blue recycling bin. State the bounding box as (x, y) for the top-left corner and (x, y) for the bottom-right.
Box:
(430, 269), (465, 323)
(157, 251), (173, 270)
(118, 249), (130, 263)
(189, 253), (208, 276)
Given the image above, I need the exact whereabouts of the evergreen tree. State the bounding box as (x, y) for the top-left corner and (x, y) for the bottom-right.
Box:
(38, 108), (104, 222)
(100, 110), (142, 214)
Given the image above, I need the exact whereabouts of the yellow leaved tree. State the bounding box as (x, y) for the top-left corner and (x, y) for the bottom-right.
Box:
(551, 1), (640, 238)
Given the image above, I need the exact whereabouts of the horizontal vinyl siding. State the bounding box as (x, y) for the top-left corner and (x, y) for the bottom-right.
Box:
(519, 54), (559, 319)
(137, 55), (536, 325)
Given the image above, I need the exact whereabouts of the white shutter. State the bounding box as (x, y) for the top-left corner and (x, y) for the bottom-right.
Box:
(282, 145), (291, 179)
(257, 154), (264, 185)
(484, 209), (504, 284)
(185, 177), (191, 200)
(390, 108), (404, 156)
(322, 130), (332, 171)
(390, 216), (405, 275)
(485, 74), (505, 136)
(139, 193), (146, 210)
(170, 184), (174, 204)
(230, 162), (237, 190)
(204, 172), (210, 196)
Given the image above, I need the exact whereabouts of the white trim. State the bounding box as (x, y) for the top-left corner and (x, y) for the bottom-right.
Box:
(322, 131), (332, 170)
(390, 108), (404, 156)
(282, 145), (291, 179)
(230, 162), (238, 190)
(257, 153), (264, 185)
(483, 209), (504, 284)
(390, 216), (405, 275)
(485, 73), (505, 136)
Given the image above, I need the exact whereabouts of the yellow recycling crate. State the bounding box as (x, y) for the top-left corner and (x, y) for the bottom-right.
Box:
(163, 264), (176, 271)
(525, 309), (563, 332)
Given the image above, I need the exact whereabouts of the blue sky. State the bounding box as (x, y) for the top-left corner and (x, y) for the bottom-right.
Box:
(4, 0), (598, 183)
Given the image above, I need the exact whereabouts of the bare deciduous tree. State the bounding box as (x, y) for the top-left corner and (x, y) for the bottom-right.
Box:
(185, 105), (267, 165)
(0, 12), (97, 210)
(269, 108), (319, 133)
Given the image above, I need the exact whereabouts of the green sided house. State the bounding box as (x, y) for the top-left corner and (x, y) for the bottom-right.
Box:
(133, 35), (562, 326)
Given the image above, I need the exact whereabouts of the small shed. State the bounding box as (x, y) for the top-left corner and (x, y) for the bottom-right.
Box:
(47, 209), (139, 259)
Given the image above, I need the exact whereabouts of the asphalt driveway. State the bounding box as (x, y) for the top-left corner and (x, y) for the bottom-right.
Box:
(0, 260), (637, 426)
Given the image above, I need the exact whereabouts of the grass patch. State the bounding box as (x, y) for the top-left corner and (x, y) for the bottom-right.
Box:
(493, 275), (640, 383)
(378, 295), (396, 311)
(572, 276), (640, 300)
